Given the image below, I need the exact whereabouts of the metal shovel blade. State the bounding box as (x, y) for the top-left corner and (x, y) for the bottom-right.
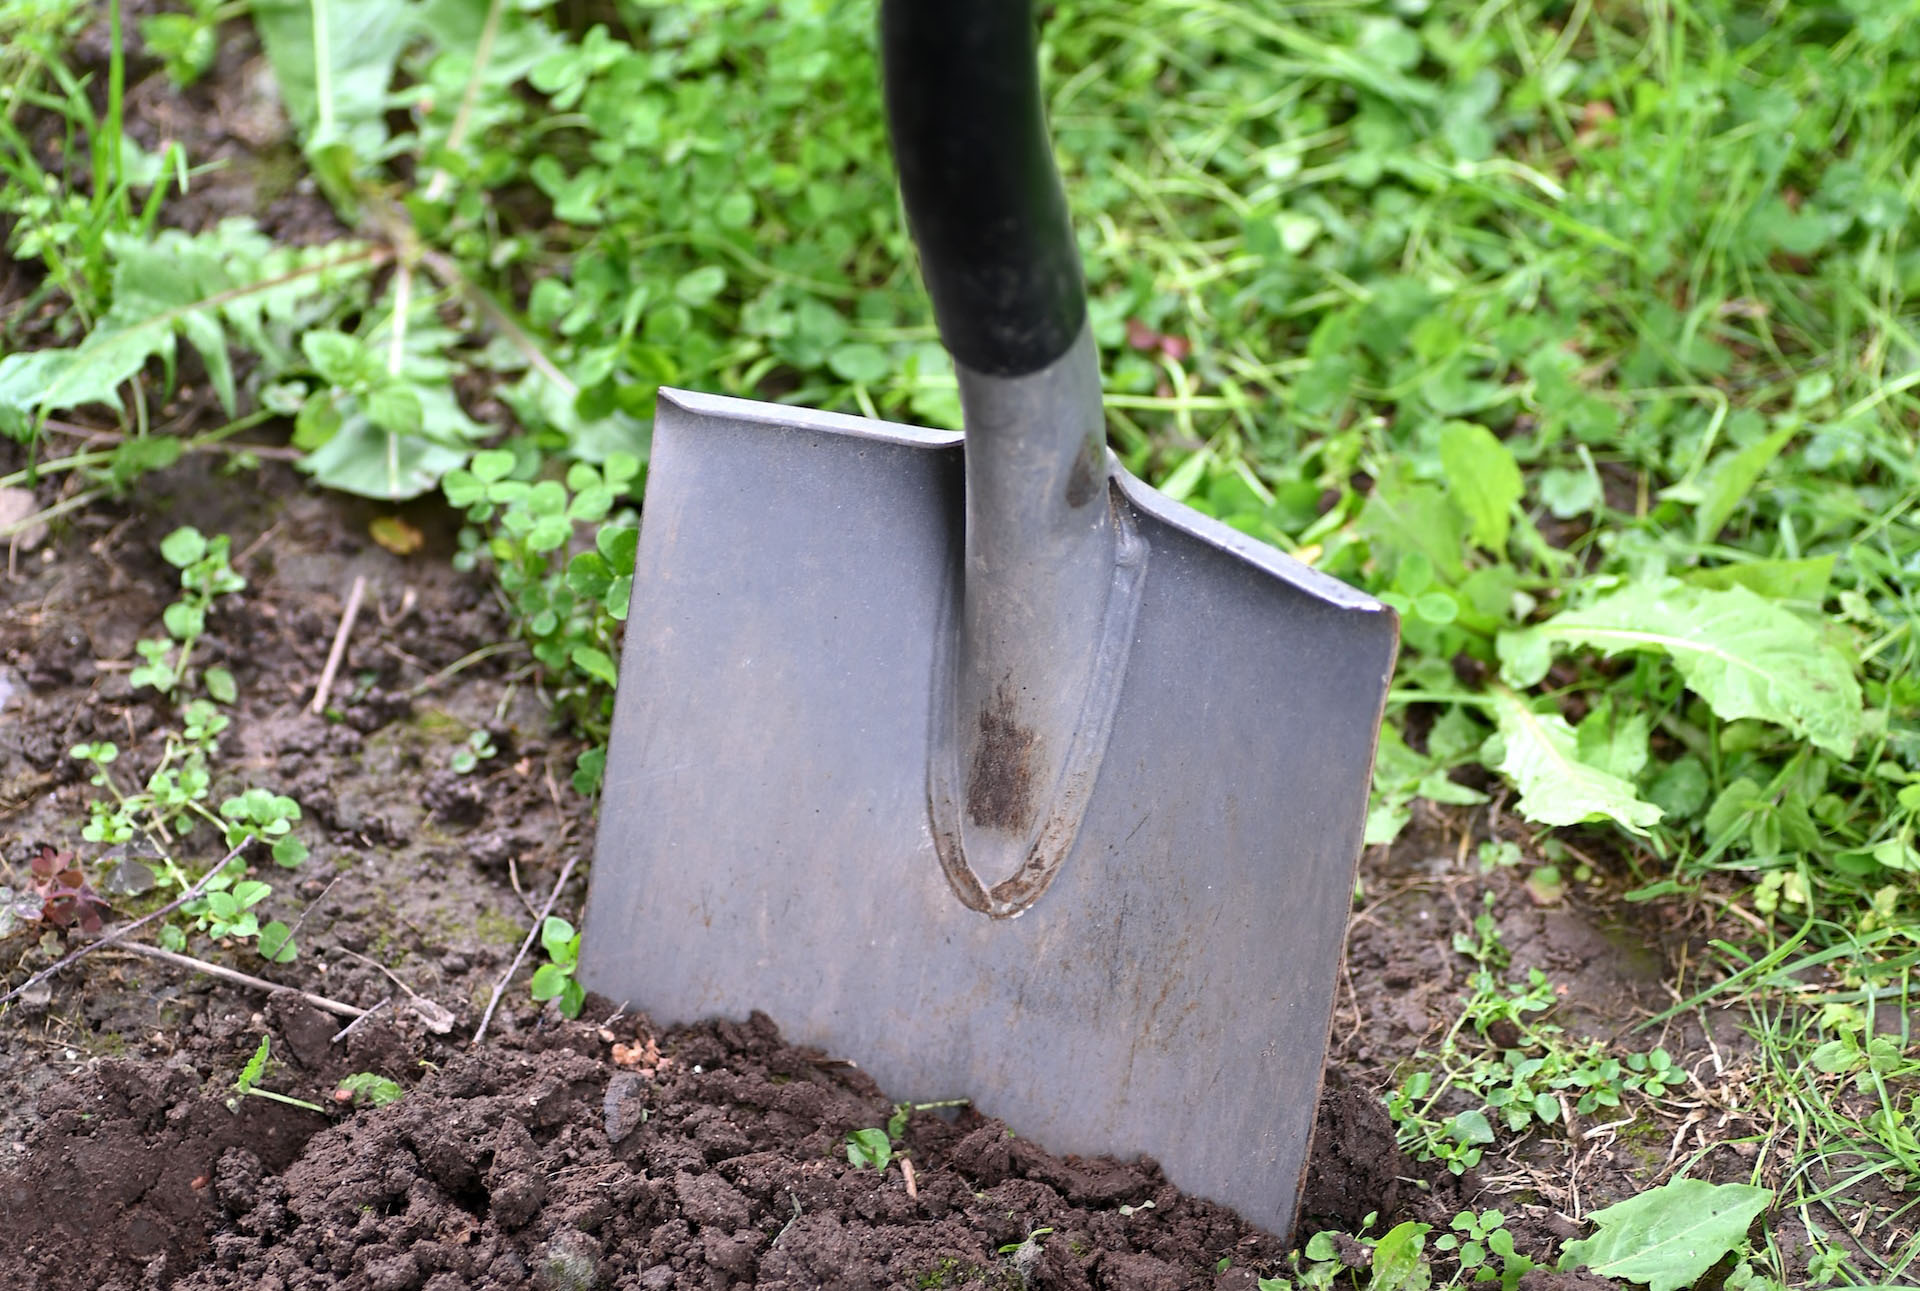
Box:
(580, 389), (1396, 1235)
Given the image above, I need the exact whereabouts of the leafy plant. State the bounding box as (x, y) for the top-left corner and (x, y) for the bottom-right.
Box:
(334, 1072), (404, 1108)
(0, 223), (378, 443)
(444, 450), (639, 789)
(128, 527), (244, 696)
(1431, 1211), (1536, 1290)
(226, 1035), (327, 1113)
(1559, 1178), (1772, 1290)
(450, 728), (498, 774)
(1390, 914), (1684, 1173)
(61, 530), (306, 960)
(1258, 1220), (1434, 1291)
(530, 915), (584, 1018)
(845, 1126), (892, 1172)
(19, 845), (110, 934)
(138, 0), (239, 87)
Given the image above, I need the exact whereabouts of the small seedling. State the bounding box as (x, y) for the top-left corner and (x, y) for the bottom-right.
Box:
(130, 527), (246, 696)
(23, 844), (109, 934)
(450, 728), (498, 773)
(334, 1072), (404, 1108)
(530, 915), (585, 1018)
(845, 1126), (892, 1171)
(998, 1227), (1053, 1260)
(218, 788), (308, 867)
(443, 452), (639, 796)
(848, 1098), (970, 1171)
(226, 1035), (326, 1113)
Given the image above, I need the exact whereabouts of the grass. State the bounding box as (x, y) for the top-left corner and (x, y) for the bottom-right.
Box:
(2, 0), (1918, 1280)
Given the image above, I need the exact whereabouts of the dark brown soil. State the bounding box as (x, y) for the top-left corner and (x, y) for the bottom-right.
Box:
(4, 1002), (1288, 1291)
(2, 441), (1744, 1288)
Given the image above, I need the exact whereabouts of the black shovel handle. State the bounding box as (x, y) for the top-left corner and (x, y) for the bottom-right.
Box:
(881, 0), (1087, 379)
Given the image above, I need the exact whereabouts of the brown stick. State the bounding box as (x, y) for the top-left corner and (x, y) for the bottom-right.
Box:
(0, 838), (250, 1009)
(309, 574), (368, 715)
(112, 941), (369, 1021)
(472, 851), (581, 1047)
(332, 996), (392, 1043)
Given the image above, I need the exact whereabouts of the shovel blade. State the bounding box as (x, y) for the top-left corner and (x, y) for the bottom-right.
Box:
(581, 390), (1396, 1236)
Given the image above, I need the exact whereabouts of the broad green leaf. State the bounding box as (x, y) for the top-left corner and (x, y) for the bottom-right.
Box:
(1559, 1179), (1771, 1291)
(258, 921), (298, 962)
(1359, 463), (1466, 585)
(845, 1127), (892, 1171)
(252, 0), (413, 160)
(540, 915), (577, 963)
(1648, 757), (1710, 819)
(0, 226), (371, 436)
(160, 526), (208, 568)
(301, 420), (467, 498)
(1688, 556), (1834, 605)
(529, 962), (571, 1000)
(1498, 579), (1864, 756)
(567, 551), (613, 600)
(1538, 466), (1603, 519)
(337, 1072), (403, 1106)
(828, 342), (890, 385)
(1367, 1221), (1433, 1291)
(674, 265), (728, 308)
(302, 329), (368, 386)
(1575, 699), (1650, 781)
(204, 667), (238, 703)
(0, 352), (77, 440)
(1488, 689), (1663, 833)
(597, 525), (638, 572)
(571, 645), (619, 687)
(470, 449), (516, 483)
(1693, 424), (1796, 542)
(1437, 421), (1521, 552)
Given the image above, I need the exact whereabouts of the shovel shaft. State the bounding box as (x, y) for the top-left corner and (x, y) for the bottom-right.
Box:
(881, 0), (1084, 378)
(884, 0), (1134, 913)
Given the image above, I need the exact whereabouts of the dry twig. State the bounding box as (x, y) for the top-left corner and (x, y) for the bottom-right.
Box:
(112, 941), (370, 1020)
(309, 574), (369, 714)
(472, 851), (582, 1046)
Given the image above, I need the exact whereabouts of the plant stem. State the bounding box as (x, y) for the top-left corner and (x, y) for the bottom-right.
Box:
(421, 0), (505, 203)
(472, 850), (581, 1046)
(242, 1086), (329, 1114)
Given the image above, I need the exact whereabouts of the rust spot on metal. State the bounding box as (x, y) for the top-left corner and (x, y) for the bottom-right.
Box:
(1064, 431), (1103, 508)
(966, 682), (1040, 834)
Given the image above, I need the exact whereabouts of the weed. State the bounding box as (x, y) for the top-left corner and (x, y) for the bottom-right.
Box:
(529, 915), (584, 1018)
(443, 449), (639, 789)
(846, 1098), (971, 1172)
(845, 1127), (891, 1171)
(1390, 915), (1684, 1174)
(333, 1072), (404, 1108)
(12, 844), (109, 934)
(1559, 1178), (1771, 1286)
(449, 729), (498, 774)
(138, 0), (240, 89)
(128, 527), (243, 697)
(226, 1035), (326, 1114)
(61, 529), (308, 961)
(1432, 1211), (1535, 1288)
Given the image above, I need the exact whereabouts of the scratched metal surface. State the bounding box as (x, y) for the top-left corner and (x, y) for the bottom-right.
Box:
(580, 389), (1397, 1237)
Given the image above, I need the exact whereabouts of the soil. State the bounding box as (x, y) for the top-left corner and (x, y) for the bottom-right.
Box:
(0, 451), (1767, 1290)
(0, 20), (1785, 1291)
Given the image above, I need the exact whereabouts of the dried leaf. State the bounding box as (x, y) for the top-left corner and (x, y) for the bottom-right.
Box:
(369, 515), (424, 555)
